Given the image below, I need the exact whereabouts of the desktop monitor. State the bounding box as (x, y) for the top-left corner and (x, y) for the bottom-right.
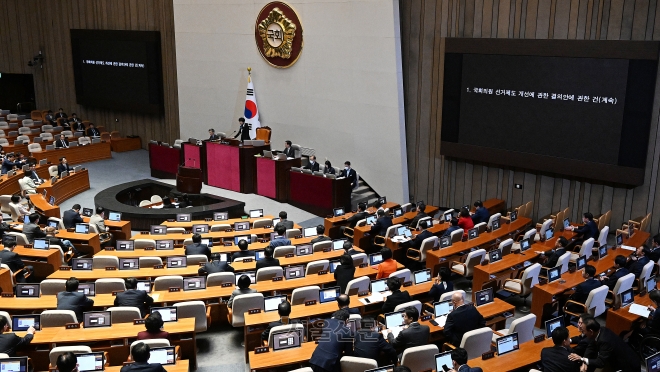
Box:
(235, 272), (256, 285)
(151, 307), (178, 322)
(284, 266), (305, 280)
(474, 288), (494, 306)
(371, 279), (388, 293)
(319, 286), (341, 303)
(576, 255), (587, 270)
(271, 329), (303, 351)
(32, 239), (49, 250)
(393, 208), (403, 218)
(599, 245), (608, 259)
(333, 208), (345, 217)
(0, 358), (28, 372)
(369, 253), (383, 266)
(646, 350), (660, 372)
(491, 217), (501, 231)
(468, 228), (479, 240)
(413, 269), (431, 285)
(443, 212), (453, 222)
(77, 283), (95, 296)
(82, 208), (93, 217)
(332, 239), (346, 250)
(329, 260), (340, 273)
(295, 244), (312, 256)
(213, 212), (228, 221)
(434, 300), (452, 317)
(48, 196), (56, 206)
(83, 311), (111, 328)
(648, 276), (657, 293)
(75, 224), (90, 234)
(520, 238), (532, 252)
(136, 280), (151, 293)
(72, 258), (93, 271)
(12, 315), (40, 331)
(166, 256), (187, 268)
(545, 316), (564, 336)
(75, 352), (105, 372)
(620, 288), (634, 307)
(616, 233), (624, 246)
(234, 235), (251, 245)
(510, 210), (518, 222)
(15, 284), (39, 298)
(150, 225), (166, 235)
(495, 332), (519, 356)
(116, 240), (134, 251)
(249, 209), (264, 218)
(548, 266), (561, 283)
(176, 213), (191, 222)
(108, 211), (121, 222)
(272, 218), (281, 226)
(384, 311), (405, 329)
(396, 226), (408, 236)
(234, 221), (250, 231)
(440, 237), (451, 248)
(563, 218), (570, 229)
(544, 228), (554, 241)
(303, 227), (318, 238)
(254, 250), (265, 261)
(147, 346), (176, 365)
(435, 352), (453, 372)
(264, 295), (287, 312)
(489, 249), (502, 263)
(47, 220), (59, 228)
(366, 215), (377, 225)
(378, 196), (387, 205)
(156, 240), (174, 250)
(119, 258), (139, 270)
(183, 276), (206, 291)
(192, 224), (209, 233)
(211, 253), (228, 262)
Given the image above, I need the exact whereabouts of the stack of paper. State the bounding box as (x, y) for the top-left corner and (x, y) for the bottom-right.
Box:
(629, 303), (651, 318)
(621, 245), (637, 251)
(381, 326), (403, 338)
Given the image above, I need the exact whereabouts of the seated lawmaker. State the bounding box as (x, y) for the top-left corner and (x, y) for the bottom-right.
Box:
(448, 348), (483, 372)
(541, 327), (581, 372)
(375, 248), (397, 279)
(323, 160), (336, 175)
(137, 312), (170, 340)
(0, 239), (32, 283)
(120, 342), (167, 372)
(114, 278), (154, 317)
(261, 301), (301, 343)
(208, 128), (219, 141)
(25, 163), (44, 185)
(282, 140), (295, 158)
(274, 211), (294, 230)
(650, 234), (660, 263)
(535, 236), (568, 269)
(86, 123), (100, 137)
(562, 265), (601, 319)
(55, 108), (68, 120)
(310, 225), (331, 243)
(45, 110), (56, 126)
(341, 202), (369, 233)
(381, 277), (412, 314)
(303, 155), (320, 172)
(343, 240), (359, 255)
(565, 212), (599, 242)
(63, 204), (84, 228)
(57, 157), (73, 175)
(429, 268), (454, 302)
(45, 226), (80, 258)
(56, 352), (78, 372)
(227, 274), (257, 308)
(442, 218), (461, 238)
(9, 195), (30, 219)
(471, 200), (489, 225)
(198, 255), (234, 276)
(626, 245), (651, 278)
(457, 207), (474, 236)
(336, 293), (360, 315)
(255, 247), (280, 270)
(568, 317), (640, 372)
(1, 153), (20, 174)
(309, 309), (353, 372)
(23, 213), (46, 242)
(370, 209), (393, 237)
(408, 202), (428, 229)
(444, 292), (485, 346)
(55, 136), (70, 149)
(57, 277), (94, 320)
(600, 255), (630, 290)
(70, 114), (84, 132)
(386, 307), (430, 359)
(400, 220), (433, 250)
(354, 317), (397, 366)
(19, 174), (37, 194)
(185, 233), (212, 260)
(268, 225), (291, 249)
(231, 239), (255, 262)
(0, 315), (35, 357)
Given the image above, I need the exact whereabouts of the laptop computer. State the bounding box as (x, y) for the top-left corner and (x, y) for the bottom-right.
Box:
(72, 258), (93, 270)
(75, 352), (105, 372)
(434, 300), (452, 318)
(77, 283), (95, 296)
(156, 240), (174, 250)
(548, 266), (561, 283)
(474, 287), (494, 306)
(413, 269), (431, 284)
(384, 311), (405, 330)
(271, 329), (303, 351)
(544, 228), (554, 241)
(234, 221), (249, 231)
(83, 311), (111, 328)
(147, 346), (176, 365)
(137, 280), (151, 293)
(151, 307), (178, 322)
(192, 224), (209, 233)
(116, 240), (134, 250)
(75, 224), (89, 234)
(392, 208), (403, 218)
(214, 212), (228, 221)
(646, 350), (660, 372)
(435, 351), (453, 372)
(249, 209), (264, 218)
(119, 258), (139, 270)
(545, 316), (564, 336)
(12, 315), (40, 331)
(285, 265), (305, 280)
(183, 276), (206, 291)
(235, 272), (256, 285)
(0, 357), (28, 372)
(319, 286), (341, 303)
(264, 295), (287, 312)
(108, 211), (121, 221)
(176, 214), (191, 222)
(33, 238), (49, 250)
(150, 225), (166, 235)
(468, 228), (479, 240)
(329, 260), (341, 273)
(166, 256), (187, 268)
(296, 244), (312, 256)
(15, 284), (39, 298)
(489, 249), (502, 263)
(332, 239), (346, 250)
(254, 250), (265, 261)
(563, 218), (570, 230)
(495, 332), (519, 356)
(599, 245), (608, 259)
(443, 212), (453, 222)
(620, 288), (635, 307)
(369, 253), (384, 266)
(366, 215), (377, 225)
(82, 208), (93, 217)
(333, 208), (345, 217)
(303, 227), (318, 238)
(371, 279), (388, 293)
(234, 235), (251, 245)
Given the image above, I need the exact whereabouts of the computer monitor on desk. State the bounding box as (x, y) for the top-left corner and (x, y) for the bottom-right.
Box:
(177, 213), (191, 222)
(371, 279), (388, 293)
(333, 239), (346, 250)
(249, 209), (263, 218)
(646, 351), (660, 372)
(148, 347), (176, 365)
(82, 208), (93, 217)
(0, 358), (28, 372)
(384, 311), (405, 329)
(83, 311), (111, 328)
(33, 238), (49, 250)
(295, 245), (312, 256)
(234, 221), (249, 231)
(545, 316), (564, 336)
(271, 329), (303, 351)
(303, 227), (317, 238)
(150, 225), (166, 235)
(548, 266), (561, 283)
(599, 245), (608, 259)
(264, 295), (287, 312)
(214, 212), (228, 221)
(620, 288), (634, 307)
(72, 258), (93, 271)
(285, 266), (305, 280)
(435, 352), (453, 372)
(434, 300), (452, 317)
(15, 284), (39, 298)
(116, 240), (134, 250)
(166, 256), (187, 268)
(495, 332), (519, 356)
(333, 208), (345, 217)
(474, 287), (494, 306)
(468, 228), (479, 240)
(77, 283), (95, 296)
(319, 287), (340, 303)
(520, 238), (531, 252)
(119, 258), (139, 270)
(369, 253), (383, 266)
(151, 307), (177, 322)
(75, 223), (89, 234)
(12, 315), (40, 331)
(156, 240), (174, 250)
(413, 269), (431, 284)
(183, 276), (206, 291)
(392, 208), (403, 218)
(108, 211), (121, 221)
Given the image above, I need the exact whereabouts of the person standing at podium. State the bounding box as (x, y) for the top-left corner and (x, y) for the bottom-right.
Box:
(208, 129), (219, 141)
(304, 155), (320, 172)
(282, 141), (295, 158)
(339, 161), (358, 189)
(234, 117), (251, 142)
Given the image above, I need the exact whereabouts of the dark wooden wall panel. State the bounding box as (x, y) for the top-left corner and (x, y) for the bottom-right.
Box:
(0, 0), (179, 147)
(401, 0), (660, 234)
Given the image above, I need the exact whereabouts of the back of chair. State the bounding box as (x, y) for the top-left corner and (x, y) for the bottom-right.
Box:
(538, 219), (553, 237)
(345, 276), (370, 295)
(612, 273), (636, 306)
(210, 224), (231, 232)
(585, 285), (609, 317)
(598, 226), (609, 247)
(350, 253), (368, 266)
(312, 240), (332, 252)
(474, 222), (487, 234)
(460, 327), (494, 359)
(557, 252), (571, 274)
(389, 269), (411, 283)
(439, 290), (466, 302)
(139, 257), (163, 268)
(305, 260), (329, 275)
(578, 238), (595, 258)
(393, 300), (422, 314)
(418, 236), (438, 261)
(130, 339), (170, 359)
(520, 263), (541, 296)
(291, 286), (321, 305)
(256, 267), (283, 281)
(92, 255), (119, 269)
(154, 276), (184, 291)
(487, 213), (501, 229)
(385, 224), (401, 238)
(231, 293), (264, 326)
(640, 260), (655, 290)
(465, 249), (486, 276)
(41, 310), (78, 327)
(268, 323), (305, 348)
(108, 307), (141, 323)
(48, 165), (58, 177)
(499, 238), (514, 256)
(134, 239), (156, 249)
(285, 228), (301, 238)
(41, 279), (66, 295)
(207, 272), (235, 287)
(450, 228), (464, 243)
(508, 313), (537, 343)
(95, 278), (126, 294)
(339, 356), (378, 372)
(186, 255), (208, 266)
(400, 345), (439, 372)
(174, 301), (208, 332)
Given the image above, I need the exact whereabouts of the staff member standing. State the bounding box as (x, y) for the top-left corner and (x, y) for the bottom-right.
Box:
(234, 117), (251, 142)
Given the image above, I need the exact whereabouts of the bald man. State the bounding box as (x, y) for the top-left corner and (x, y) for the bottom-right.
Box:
(443, 292), (486, 346)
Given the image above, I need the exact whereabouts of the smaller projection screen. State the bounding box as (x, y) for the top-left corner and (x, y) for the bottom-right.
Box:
(70, 29), (163, 114)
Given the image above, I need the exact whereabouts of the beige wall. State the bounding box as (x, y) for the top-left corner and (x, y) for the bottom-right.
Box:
(173, 0), (408, 203)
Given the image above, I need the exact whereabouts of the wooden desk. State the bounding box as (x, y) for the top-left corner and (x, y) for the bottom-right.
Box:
(1, 293), (117, 311)
(14, 246), (62, 278)
(106, 360), (189, 372)
(37, 169), (90, 205)
(30, 194), (60, 218)
(531, 231), (650, 327)
(130, 227), (290, 242)
(256, 157), (301, 202)
(110, 137), (141, 152)
(0, 163), (50, 197)
(56, 230), (102, 255)
(204, 141), (270, 194)
(472, 249), (542, 292)
(391, 205), (441, 226)
(161, 215), (276, 229)
(469, 326), (580, 370)
(289, 171), (352, 217)
(30, 142), (112, 165)
(606, 282), (660, 336)
(47, 263), (205, 280)
(323, 202), (399, 239)
(83, 217), (132, 240)
(0, 268), (12, 292)
(230, 249), (349, 271)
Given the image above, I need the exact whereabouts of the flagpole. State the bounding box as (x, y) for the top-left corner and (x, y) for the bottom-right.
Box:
(247, 66), (251, 83)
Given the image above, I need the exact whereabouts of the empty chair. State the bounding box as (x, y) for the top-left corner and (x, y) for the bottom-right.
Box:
(450, 249), (486, 282)
(564, 285), (609, 319)
(305, 260), (329, 275)
(207, 272), (235, 287)
(174, 301), (209, 332)
(41, 310), (78, 327)
(400, 203), (412, 213)
(18, 127), (31, 135)
(139, 257), (162, 268)
(186, 254), (208, 266)
(154, 276), (184, 291)
(92, 255), (119, 269)
(16, 135), (29, 143)
(41, 125), (54, 133)
(389, 269), (411, 283)
(339, 356), (378, 372)
(512, 228), (537, 251)
(139, 200), (151, 207)
(49, 346), (92, 368)
(637, 260), (655, 292)
(150, 195), (163, 203)
(61, 130), (74, 139)
(486, 213), (502, 229)
(312, 240), (332, 252)
(285, 228), (301, 238)
(134, 239), (156, 249)
(498, 238), (514, 256)
(256, 267), (283, 281)
(571, 238), (595, 263)
(492, 313), (536, 343)
(351, 253), (368, 266)
(95, 278), (126, 294)
(450, 228), (464, 244)
(40, 132), (54, 141)
(597, 226), (609, 248)
(474, 222), (487, 234)
(21, 119), (34, 127)
(535, 219), (554, 241)
(0, 122), (8, 130)
(40, 279), (66, 295)
(108, 307), (141, 323)
(447, 327), (493, 360)
(501, 263), (541, 312)
(273, 245), (295, 258)
(228, 293), (264, 327)
(78, 136), (90, 146)
(48, 165), (58, 178)
(291, 285), (321, 305)
(400, 345), (439, 372)
(27, 143), (42, 153)
(173, 139), (184, 148)
(345, 276), (370, 295)
(252, 218), (271, 228)
(210, 224), (231, 232)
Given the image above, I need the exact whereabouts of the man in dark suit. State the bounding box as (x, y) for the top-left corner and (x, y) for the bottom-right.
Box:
(269, 225), (292, 249)
(400, 219), (433, 250)
(274, 211), (294, 231)
(45, 226), (80, 258)
(568, 317), (640, 372)
(0, 239), (31, 282)
(563, 265), (601, 316)
(55, 108), (68, 120)
(344, 202), (369, 231)
(470, 200), (490, 225)
(311, 225), (331, 244)
(541, 327), (581, 372)
(566, 212), (599, 242)
(626, 245), (650, 278)
(57, 277), (94, 321)
(86, 123), (100, 137)
(649, 234), (660, 263)
(45, 110), (57, 125)
(600, 255), (630, 290)
(282, 140), (295, 158)
(56, 352), (78, 372)
(198, 255), (234, 275)
(336, 294), (360, 315)
(444, 292), (486, 346)
(448, 348), (484, 372)
(408, 202), (429, 229)
(184, 233), (211, 260)
(536, 236), (569, 269)
(69, 114), (84, 132)
(342, 240), (360, 256)
(233, 117), (251, 142)
(569, 314), (592, 357)
(256, 247), (280, 270)
(114, 278), (154, 317)
(58, 157), (73, 176)
(339, 161), (358, 189)
(55, 137), (70, 149)
(120, 342), (167, 372)
(261, 301), (300, 342)
(231, 239), (256, 262)
(370, 209), (393, 237)
(304, 155), (320, 171)
(442, 218), (461, 238)
(0, 315), (35, 357)
(62, 204), (83, 229)
(309, 309), (353, 372)
(354, 317), (397, 366)
(382, 277), (413, 314)
(207, 128), (219, 141)
(23, 213), (46, 243)
(25, 163), (43, 184)
(1, 153), (20, 174)
(386, 306), (431, 358)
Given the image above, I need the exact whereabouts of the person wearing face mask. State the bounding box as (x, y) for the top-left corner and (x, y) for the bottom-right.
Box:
(304, 155), (320, 172)
(339, 161), (358, 189)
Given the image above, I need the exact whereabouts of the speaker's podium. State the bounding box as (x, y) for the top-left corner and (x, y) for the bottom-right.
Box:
(204, 139), (270, 193)
(256, 156), (301, 202)
(176, 165), (202, 194)
(289, 171), (352, 216)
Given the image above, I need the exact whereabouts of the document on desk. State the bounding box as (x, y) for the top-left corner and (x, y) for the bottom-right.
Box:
(382, 326), (403, 339)
(629, 303), (651, 318)
(621, 245), (637, 251)
(436, 315), (447, 327)
(358, 291), (391, 305)
(151, 294), (160, 302)
(391, 236), (410, 243)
